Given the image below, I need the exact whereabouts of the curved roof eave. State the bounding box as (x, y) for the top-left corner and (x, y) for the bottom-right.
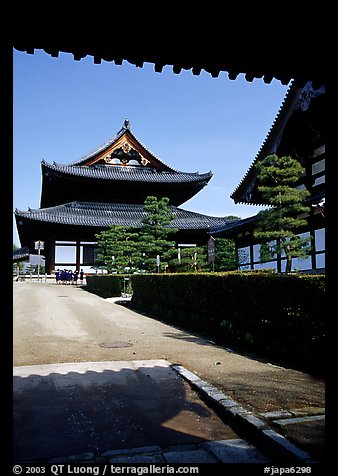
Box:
(41, 160), (213, 184)
(14, 201), (237, 231)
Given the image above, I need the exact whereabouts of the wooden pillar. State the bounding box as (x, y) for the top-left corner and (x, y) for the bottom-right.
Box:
(310, 228), (316, 271)
(46, 239), (55, 274)
(76, 241), (81, 271)
(249, 242), (254, 270)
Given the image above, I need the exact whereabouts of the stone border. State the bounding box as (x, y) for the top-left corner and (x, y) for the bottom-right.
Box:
(172, 365), (317, 464)
(20, 439), (272, 464)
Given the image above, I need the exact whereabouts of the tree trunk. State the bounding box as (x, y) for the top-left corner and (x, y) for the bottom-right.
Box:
(285, 255), (292, 273)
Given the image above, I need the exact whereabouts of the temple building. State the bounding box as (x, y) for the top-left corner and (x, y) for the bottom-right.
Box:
(211, 80), (325, 273)
(15, 120), (238, 274)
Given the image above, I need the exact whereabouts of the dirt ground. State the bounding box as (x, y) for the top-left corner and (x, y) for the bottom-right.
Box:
(13, 282), (325, 413)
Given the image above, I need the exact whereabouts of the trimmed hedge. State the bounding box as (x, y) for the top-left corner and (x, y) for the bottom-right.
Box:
(86, 275), (124, 298)
(130, 272), (325, 375)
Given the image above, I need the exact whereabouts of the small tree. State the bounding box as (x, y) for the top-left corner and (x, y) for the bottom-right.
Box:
(214, 237), (237, 271)
(254, 154), (311, 273)
(170, 245), (209, 272)
(138, 196), (178, 272)
(95, 197), (178, 274)
(13, 244), (24, 275)
(95, 225), (140, 273)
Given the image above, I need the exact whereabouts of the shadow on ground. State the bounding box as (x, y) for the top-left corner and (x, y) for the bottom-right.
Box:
(13, 361), (236, 462)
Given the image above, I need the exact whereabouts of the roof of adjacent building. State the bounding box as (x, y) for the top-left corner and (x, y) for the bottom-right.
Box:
(230, 81), (325, 205)
(15, 201), (239, 231)
(211, 187), (325, 237)
(209, 215), (259, 236)
(13, 37), (325, 86)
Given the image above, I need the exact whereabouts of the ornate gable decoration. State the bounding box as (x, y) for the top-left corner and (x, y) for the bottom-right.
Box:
(298, 82), (325, 112)
(83, 129), (166, 169)
(103, 140), (150, 166)
(74, 120), (176, 172)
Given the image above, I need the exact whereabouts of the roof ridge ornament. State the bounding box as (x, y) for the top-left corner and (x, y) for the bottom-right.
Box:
(123, 118), (131, 130)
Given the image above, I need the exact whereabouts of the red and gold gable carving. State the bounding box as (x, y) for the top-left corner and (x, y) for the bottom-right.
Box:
(83, 131), (165, 170)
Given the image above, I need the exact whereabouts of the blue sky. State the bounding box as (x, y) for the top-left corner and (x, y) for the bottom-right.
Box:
(13, 49), (289, 246)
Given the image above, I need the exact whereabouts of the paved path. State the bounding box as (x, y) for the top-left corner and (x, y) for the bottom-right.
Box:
(13, 360), (272, 464)
(13, 282), (325, 463)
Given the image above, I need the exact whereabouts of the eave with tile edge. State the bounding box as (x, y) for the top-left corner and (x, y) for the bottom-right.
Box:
(13, 44), (325, 87)
(15, 201), (238, 231)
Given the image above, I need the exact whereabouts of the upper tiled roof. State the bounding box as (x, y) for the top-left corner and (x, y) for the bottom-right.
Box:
(40, 121), (213, 208)
(15, 202), (239, 231)
(42, 160), (212, 184)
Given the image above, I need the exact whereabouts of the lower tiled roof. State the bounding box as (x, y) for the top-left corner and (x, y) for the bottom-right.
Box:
(15, 202), (239, 231)
(13, 246), (30, 262)
(209, 215), (259, 235)
(209, 187), (325, 236)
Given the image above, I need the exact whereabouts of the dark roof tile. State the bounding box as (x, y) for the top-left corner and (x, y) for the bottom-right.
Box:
(15, 202), (239, 231)
(42, 161), (212, 184)
(13, 246), (30, 262)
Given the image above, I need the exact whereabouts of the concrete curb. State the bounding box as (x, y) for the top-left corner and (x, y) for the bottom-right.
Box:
(172, 364), (317, 464)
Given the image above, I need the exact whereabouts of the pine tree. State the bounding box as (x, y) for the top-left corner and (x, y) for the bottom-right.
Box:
(95, 225), (140, 273)
(214, 237), (237, 271)
(138, 196), (178, 272)
(170, 245), (209, 272)
(254, 154), (311, 273)
(94, 197), (178, 273)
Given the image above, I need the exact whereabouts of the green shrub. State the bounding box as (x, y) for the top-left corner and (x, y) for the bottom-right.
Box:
(130, 272), (325, 375)
(86, 275), (124, 297)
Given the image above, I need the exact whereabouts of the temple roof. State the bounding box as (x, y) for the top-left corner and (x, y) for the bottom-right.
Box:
(15, 201), (238, 231)
(40, 121), (213, 208)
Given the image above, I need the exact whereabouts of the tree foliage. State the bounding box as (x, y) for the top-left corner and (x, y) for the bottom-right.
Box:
(138, 196), (178, 272)
(169, 245), (209, 272)
(214, 237), (237, 271)
(95, 225), (140, 273)
(95, 196), (178, 273)
(254, 154), (311, 273)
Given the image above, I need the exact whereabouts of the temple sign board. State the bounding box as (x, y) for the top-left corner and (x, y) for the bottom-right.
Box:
(34, 240), (44, 250)
(208, 236), (215, 263)
(34, 240), (44, 280)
